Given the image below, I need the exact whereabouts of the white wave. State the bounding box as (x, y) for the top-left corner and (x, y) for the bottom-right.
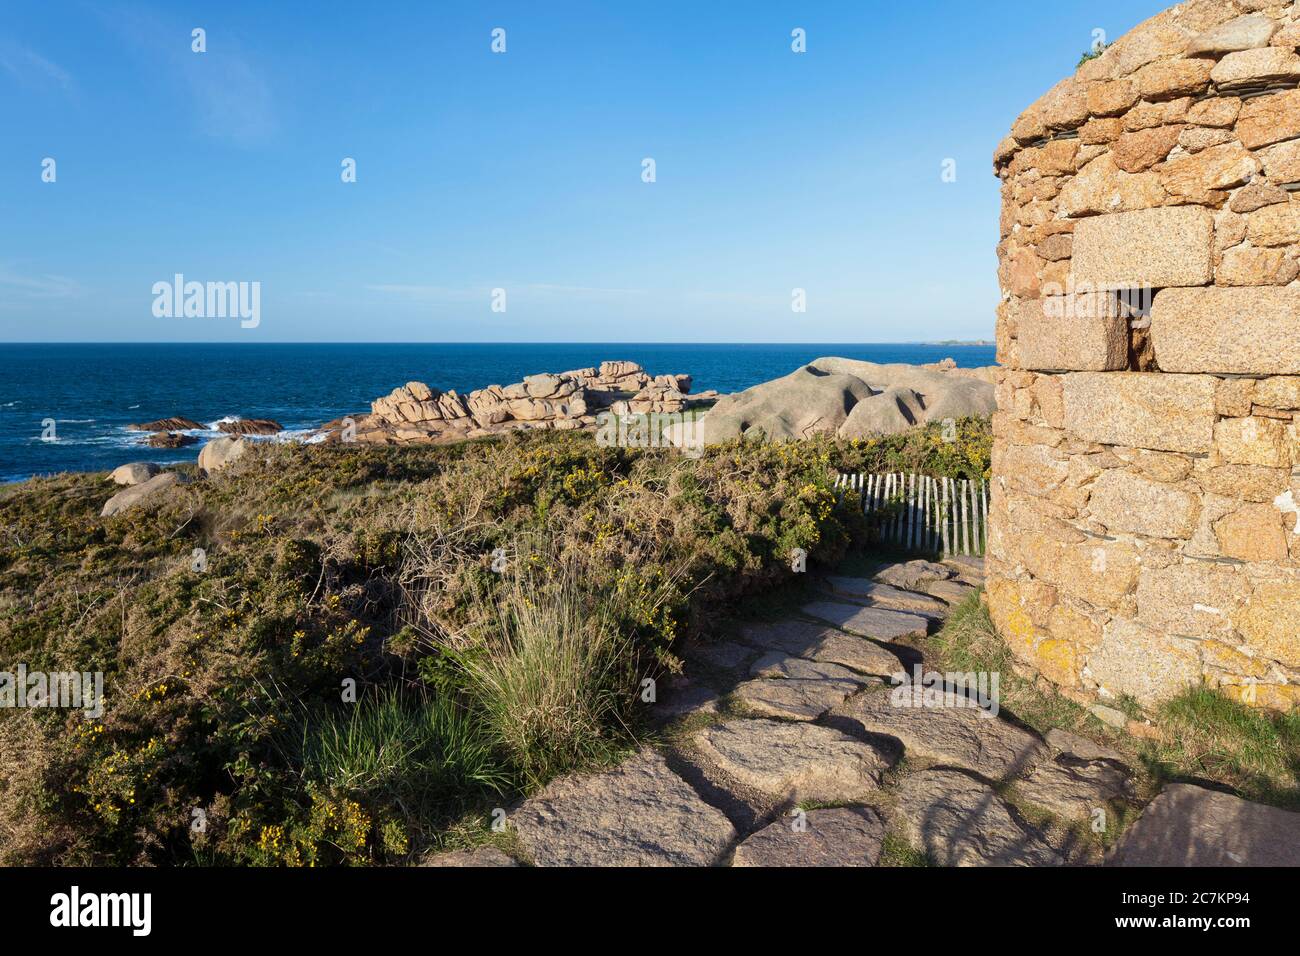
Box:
(27, 434), (157, 447)
(273, 427), (326, 444)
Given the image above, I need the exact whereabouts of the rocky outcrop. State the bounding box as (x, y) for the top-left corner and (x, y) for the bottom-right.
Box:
(990, 1), (1300, 713)
(924, 357), (1000, 384)
(198, 437), (248, 474)
(127, 417), (203, 433)
(1111, 783), (1300, 866)
(700, 358), (996, 443)
(108, 462), (160, 486)
(218, 418), (281, 436)
(316, 357), (990, 447)
(146, 432), (197, 448)
(320, 361), (706, 445)
(101, 471), (186, 517)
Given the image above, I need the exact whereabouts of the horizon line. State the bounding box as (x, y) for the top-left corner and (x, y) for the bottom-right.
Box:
(0, 340), (996, 347)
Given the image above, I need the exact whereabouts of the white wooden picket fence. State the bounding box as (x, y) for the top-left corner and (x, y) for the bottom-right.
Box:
(834, 471), (988, 557)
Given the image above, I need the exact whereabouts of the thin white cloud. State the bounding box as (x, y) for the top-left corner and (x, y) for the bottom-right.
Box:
(95, 5), (274, 146)
(0, 265), (81, 299)
(0, 40), (75, 95)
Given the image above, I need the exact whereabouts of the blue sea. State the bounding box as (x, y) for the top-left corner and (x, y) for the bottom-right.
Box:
(0, 343), (996, 482)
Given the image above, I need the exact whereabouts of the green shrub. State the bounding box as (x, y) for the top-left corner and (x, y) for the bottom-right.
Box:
(828, 416), (991, 480)
(1078, 43), (1111, 68)
(0, 426), (888, 864)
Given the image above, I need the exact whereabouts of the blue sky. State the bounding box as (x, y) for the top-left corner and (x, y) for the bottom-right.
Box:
(0, 0), (1170, 343)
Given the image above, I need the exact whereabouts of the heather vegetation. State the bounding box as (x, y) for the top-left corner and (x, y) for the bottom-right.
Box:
(0, 420), (989, 865)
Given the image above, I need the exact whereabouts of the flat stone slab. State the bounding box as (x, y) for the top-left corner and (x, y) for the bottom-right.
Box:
(875, 559), (955, 591)
(1110, 784), (1300, 866)
(1043, 727), (1127, 765)
(652, 678), (721, 721)
(739, 619), (907, 677)
(923, 579), (977, 605)
(817, 591), (947, 625)
(749, 651), (871, 684)
(822, 578), (950, 617)
(800, 601), (930, 641)
(511, 750), (736, 866)
(685, 640), (755, 673)
(693, 719), (893, 805)
(1012, 757), (1134, 820)
(733, 677), (863, 721)
(422, 846), (518, 867)
(830, 686), (1046, 782)
(892, 769), (1064, 867)
(941, 555), (986, 585)
(732, 807), (886, 867)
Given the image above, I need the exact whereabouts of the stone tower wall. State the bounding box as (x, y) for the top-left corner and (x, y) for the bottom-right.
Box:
(989, 0), (1300, 713)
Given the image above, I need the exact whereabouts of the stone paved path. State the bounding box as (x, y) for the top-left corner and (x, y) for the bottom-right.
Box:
(425, 556), (1298, 867)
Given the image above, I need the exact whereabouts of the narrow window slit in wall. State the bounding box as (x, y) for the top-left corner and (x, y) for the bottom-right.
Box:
(1116, 287), (1159, 372)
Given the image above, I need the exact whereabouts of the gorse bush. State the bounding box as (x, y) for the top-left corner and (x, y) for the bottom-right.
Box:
(830, 416), (991, 481)
(0, 426), (898, 865)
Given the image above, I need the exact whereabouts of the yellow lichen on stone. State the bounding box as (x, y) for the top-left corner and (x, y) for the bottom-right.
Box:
(1034, 639), (1081, 686)
(1232, 580), (1300, 669)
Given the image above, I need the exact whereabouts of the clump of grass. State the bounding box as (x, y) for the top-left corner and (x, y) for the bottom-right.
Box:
(879, 830), (931, 867)
(297, 687), (511, 806)
(461, 559), (640, 789)
(1147, 686), (1300, 810)
(929, 591), (1009, 673)
(275, 686), (512, 862)
(1078, 43), (1110, 68)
